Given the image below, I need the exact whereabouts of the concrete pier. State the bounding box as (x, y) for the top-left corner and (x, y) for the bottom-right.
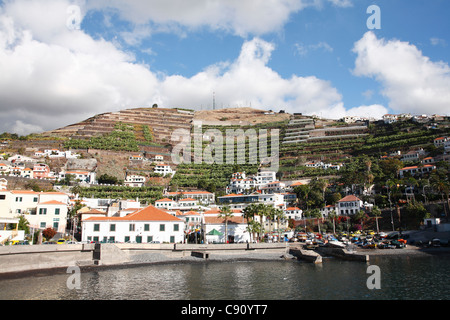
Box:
(289, 246), (322, 264)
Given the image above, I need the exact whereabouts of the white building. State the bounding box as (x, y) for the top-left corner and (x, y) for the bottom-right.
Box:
(0, 190), (69, 233)
(336, 195), (363, 216)
(124, 175), (146, 187)
(154, 164), (174, 177)
(60, 170), (96, 184)
(284, 207), (303, 220)
(82, 205), (185, 243)
(204, 215), (250, 243)
(165, 191), (215, 205)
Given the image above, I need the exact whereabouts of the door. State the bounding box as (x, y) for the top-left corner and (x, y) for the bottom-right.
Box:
(136, 236), (142, 243)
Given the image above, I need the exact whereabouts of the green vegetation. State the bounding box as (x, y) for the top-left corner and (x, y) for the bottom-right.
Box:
(64, 122), (139, 152)
(75, 185), (164, 205)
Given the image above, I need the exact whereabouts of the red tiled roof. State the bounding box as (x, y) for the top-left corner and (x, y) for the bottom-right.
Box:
(204, 216), (247, 224)
(338, 195), (361, 202)
(39, 200), (67, 205)
(155, 198), (175, 202)
(85, 205), (182, 222)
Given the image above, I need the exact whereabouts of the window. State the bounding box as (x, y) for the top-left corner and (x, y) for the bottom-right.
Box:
(160, 224), (165, 232)
(93, 224), (100, 232)
(144, 224), (150, 231)
(16, 209), (21, 214)
(39, 208), (47, 215)
(33, 197), (38, 202)
(15, 197), (22, 202)
(0, 195), (6, 200)
(170, 236), (175, 243)
(55, 208), (60, 215)
(110, 224), (116, 232)
(40, 222), (46, 228)
(174, 224), (179, 232)
(109, 236), (115, 243)
(124, 236), (130, 243)
(129, 224), (135, 232)
(147, 236), (153, 242)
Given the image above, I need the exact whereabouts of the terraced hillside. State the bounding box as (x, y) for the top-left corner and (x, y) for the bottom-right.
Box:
(43, 107), (194, 146)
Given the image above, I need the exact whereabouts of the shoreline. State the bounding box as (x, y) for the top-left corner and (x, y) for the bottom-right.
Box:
(1, 245), (449, 280)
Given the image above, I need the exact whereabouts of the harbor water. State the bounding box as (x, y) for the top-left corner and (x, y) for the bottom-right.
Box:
(0, 255), (449, 300)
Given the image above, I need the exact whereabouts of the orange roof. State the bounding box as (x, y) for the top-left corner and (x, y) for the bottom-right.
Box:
(204, 208), (242, 215)
(179, 197), (197, 202)
(155, 198), (175, 202)
(290, 181), (303, 186)
(85, 205), (182, 222)
(204, 216), (247, 224)
(177, 210), (200, 216)
(286, 207), (301, 211)
(39, 200), (67, 205)
(338, 195), (362, 202)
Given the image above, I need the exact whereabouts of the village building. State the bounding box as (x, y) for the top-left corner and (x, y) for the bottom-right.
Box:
(124, 175), (146, 187)
(203, 215), (249, 244)
(284, 207), (303, 220)
(153, 163), (174, 177)
(82, 205), (185, 243)
(336, 195), (363, 216)
(398, 164), (436, 178)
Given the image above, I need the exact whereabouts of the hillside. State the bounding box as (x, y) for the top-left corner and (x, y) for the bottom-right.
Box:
(3, 107), (449, 196)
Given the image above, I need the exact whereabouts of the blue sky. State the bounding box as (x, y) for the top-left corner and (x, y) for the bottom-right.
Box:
(0, 0), (449, 134)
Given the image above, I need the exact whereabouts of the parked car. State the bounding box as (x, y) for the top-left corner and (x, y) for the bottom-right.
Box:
(13, 240), (30, 245)
(57, 239), (67, 244)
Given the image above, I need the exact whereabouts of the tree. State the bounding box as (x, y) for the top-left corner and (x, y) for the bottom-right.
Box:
(218, 206), (234, 243)
(372, 206), (382, 234)
(42, 227), (57, 241)
(272, 207), (285, 242)
(98, 174), (119, 185)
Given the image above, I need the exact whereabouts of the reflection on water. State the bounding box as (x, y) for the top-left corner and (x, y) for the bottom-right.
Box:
(0, 256), (449, 300)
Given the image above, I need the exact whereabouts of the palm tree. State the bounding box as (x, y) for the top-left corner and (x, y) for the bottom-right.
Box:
(328, 209), (338, 235)
(372, 206), (382, 234)
(432, 180), (449, 218)
(243, 204), (257, 240)
(272, 207), (285, 242)
(218, 206), (234, 244)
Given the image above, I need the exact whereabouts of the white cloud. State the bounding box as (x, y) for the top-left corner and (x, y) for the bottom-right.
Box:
(353, 31), (450, 115)
(430, 37), (447, 47)
(0, 0), (378, 135)
(87, 0), (310, 37)
(295, 41), (333, 56)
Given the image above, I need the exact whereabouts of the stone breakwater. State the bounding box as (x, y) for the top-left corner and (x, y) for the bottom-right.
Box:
(1, 242), (449, 277)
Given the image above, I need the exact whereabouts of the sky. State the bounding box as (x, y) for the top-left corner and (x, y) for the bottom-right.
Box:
(0, 0), (449, 135)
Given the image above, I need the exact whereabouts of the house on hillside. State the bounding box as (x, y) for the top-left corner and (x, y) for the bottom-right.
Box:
(81, 205), (185, 243)
(336, 195), (363, 216)
(124, 175), (146, 187)
(398, 164), (436, 178)
(153, 164), (174, 177)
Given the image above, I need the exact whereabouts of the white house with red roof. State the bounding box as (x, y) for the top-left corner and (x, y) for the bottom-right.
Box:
(154, 198), (177, 210)
(398, 164), (436, 178)
(82, 205), (185, 243)
(204, 215), (249, 243)
(336, 195), (363, 216)
(284, 207), (303, 220)
(0, 190), (69, 232)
